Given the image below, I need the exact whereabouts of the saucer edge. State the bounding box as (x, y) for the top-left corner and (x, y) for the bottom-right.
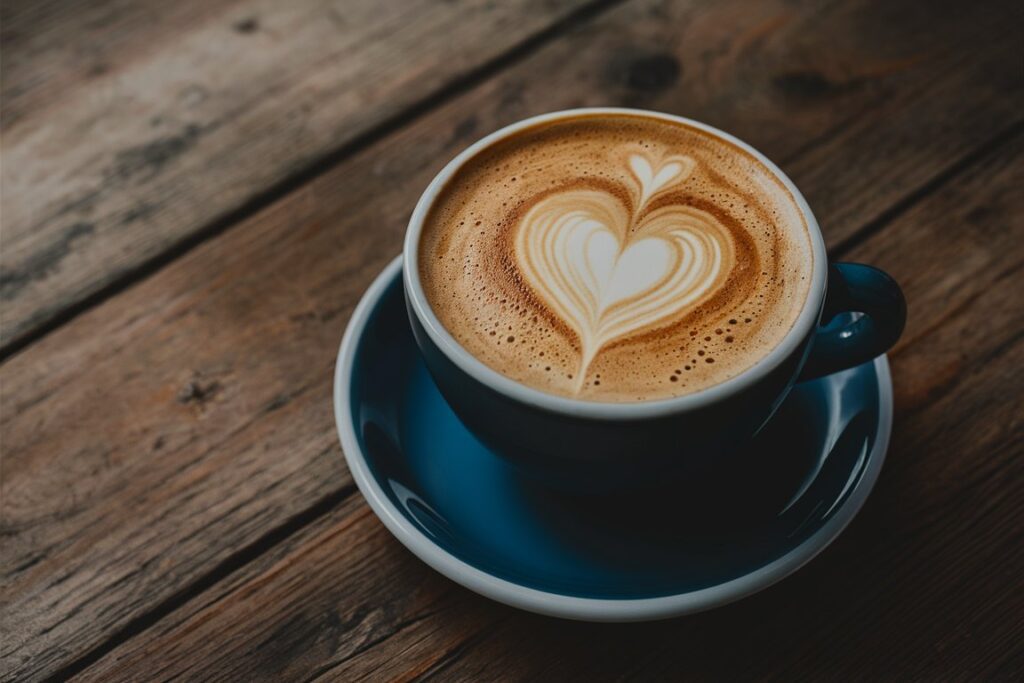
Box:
(333, 255), (891, 622)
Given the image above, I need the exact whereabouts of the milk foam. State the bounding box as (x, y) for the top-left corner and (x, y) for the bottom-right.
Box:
(419, 114), (813, 402)
(515, 153), (729, 391)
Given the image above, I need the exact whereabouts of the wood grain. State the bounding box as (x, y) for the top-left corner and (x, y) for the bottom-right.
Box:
(0, 0), (600, 350)
(69, 496), (498, 682)
(1, 0), (240, 130)
(1, 0), (1019, 679)
(74, 127), (1024, 683)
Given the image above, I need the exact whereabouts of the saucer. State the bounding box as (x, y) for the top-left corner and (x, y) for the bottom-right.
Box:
(333, 256), (892, 622)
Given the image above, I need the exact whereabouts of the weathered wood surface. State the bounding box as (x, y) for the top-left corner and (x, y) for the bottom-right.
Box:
(0, 0), (601, 351)
(1, 0), (1021, 679)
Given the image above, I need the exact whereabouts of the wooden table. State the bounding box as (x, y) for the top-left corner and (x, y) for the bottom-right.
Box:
(2, 0), (1021, 679)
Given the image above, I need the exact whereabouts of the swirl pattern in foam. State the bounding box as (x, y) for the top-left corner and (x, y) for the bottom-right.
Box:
(515, 154), (730, 392)
(419, 114), (813, 402)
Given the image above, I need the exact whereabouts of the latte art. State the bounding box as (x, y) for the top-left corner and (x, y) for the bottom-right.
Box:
(515, 154), (730, 389)
(419, 114), (813, 402)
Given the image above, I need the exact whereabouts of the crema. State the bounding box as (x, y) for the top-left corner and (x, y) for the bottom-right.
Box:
(419, 114), (813, 402)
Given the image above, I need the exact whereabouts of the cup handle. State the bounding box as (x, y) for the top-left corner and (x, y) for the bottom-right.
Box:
(798, 262), (907, 381)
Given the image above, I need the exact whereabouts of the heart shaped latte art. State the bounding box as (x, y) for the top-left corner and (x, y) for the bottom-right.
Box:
(515, 154), (732, 386)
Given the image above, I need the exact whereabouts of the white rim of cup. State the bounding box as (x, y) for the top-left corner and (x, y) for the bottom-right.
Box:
(334, 256), (892, 621)
(402, 108), (829, 420)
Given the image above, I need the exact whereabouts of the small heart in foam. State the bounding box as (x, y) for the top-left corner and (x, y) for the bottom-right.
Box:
(630, 154), (695, 205)
(514, 154), (731, 386)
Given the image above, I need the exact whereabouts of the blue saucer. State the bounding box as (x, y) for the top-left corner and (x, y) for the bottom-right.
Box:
(334, 257), (892, 621)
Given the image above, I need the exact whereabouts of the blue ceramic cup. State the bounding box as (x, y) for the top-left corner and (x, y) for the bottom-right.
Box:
(403, 109), (905, 492)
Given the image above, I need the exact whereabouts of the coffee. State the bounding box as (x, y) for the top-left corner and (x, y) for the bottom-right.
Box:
(419, 113), (813, 402)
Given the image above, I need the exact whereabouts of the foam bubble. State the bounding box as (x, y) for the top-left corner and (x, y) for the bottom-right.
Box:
(419, 114), (813, 402)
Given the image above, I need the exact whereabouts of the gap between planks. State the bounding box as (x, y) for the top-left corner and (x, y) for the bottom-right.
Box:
(827, 119), (1024, 259)
(41, 485), (356, 683)
(0, 0), (630, 364)
(38, 116), (1020, 683)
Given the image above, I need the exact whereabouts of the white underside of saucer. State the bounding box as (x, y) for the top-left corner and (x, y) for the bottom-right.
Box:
(333, 256), (891, 622)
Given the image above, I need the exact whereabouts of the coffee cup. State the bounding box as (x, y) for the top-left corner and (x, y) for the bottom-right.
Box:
(402, 108), (905, 492)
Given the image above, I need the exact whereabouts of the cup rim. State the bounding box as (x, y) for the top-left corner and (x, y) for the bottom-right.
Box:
(403, 108), (828, 420)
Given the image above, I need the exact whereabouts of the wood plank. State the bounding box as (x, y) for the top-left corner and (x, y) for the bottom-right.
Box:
(1, 0), (241, 131)
(65, 496), (499, 682)
(0, 0), (601, 349)
(2, 0), (1019, 678)
(75, 126), (1024, 683)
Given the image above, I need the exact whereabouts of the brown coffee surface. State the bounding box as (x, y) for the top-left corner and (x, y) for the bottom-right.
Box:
(419, 113), (813, 402)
